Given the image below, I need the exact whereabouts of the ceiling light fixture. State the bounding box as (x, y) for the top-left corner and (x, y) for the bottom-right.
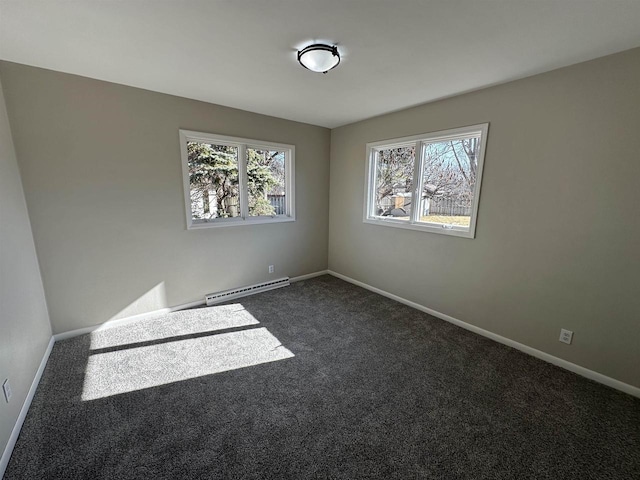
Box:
(297, 43), (341, 73)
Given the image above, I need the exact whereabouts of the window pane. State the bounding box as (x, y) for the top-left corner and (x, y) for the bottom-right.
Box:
(246, 148), (286, 217)
(418, 136), (481, 229)
(373, 145), (415, 220)
(187, 142), (240, 221)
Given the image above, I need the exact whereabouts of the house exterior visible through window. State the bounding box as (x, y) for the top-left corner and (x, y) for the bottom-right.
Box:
(179, 130), (295, 229)
(364, 124), (488, 238)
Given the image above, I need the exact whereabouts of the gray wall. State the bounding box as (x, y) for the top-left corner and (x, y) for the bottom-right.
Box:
(329, 48), (640, 388)
(0, 77), (52, 469)
(0, 62), (330, 335)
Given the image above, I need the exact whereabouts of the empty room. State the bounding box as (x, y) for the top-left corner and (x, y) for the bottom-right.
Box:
(1, 1), (639, 479)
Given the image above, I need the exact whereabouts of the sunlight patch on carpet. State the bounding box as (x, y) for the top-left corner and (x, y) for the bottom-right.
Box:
(89, 303), (260, 350)
(82, 327), (294, 400)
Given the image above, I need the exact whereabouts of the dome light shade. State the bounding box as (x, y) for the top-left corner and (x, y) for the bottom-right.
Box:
(297, 44), (340, 73)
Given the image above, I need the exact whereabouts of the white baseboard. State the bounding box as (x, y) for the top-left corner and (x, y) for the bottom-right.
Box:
(327, 270), (640, 399)
(0, 336), (55, 479)
(290, 270), (329, 283)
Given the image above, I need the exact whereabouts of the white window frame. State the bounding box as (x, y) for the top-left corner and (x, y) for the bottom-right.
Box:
(364, 123), (488, 239)
(179, 129), (295, 229)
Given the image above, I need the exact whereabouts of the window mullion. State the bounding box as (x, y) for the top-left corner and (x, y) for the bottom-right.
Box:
(238, 144), (249, 219)
(410, 141), (424, 224)
(285, 150), (292, 217)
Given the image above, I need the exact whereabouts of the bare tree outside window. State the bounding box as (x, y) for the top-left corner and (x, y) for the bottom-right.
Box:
(375, 146), (414, 216)
(418, 136), (481, 227)
(365, 124), (488, 238)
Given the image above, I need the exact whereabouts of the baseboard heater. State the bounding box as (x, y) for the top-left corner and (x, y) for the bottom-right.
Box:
(205, 277), (290, 306)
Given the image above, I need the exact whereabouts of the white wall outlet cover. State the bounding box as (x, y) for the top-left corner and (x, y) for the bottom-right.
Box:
(268, 265), (274, 274)
(559, 329), (574, 345)
(2, 379), (11, 402)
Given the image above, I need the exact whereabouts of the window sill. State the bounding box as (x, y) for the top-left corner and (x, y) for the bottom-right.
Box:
(363, 217), (475, 238)
(188, 216), (296, 230)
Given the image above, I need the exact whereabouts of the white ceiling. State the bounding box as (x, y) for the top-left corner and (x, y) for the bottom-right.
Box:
(1, 1), (640, 128)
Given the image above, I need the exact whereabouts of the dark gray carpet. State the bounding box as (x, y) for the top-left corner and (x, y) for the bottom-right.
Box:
(4, 275), (640, 479)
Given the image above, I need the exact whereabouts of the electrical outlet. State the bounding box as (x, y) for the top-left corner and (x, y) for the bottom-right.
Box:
(268, 265), (274, 274)
(2, 379), (12, 403)
(559, 329), (573, 345)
